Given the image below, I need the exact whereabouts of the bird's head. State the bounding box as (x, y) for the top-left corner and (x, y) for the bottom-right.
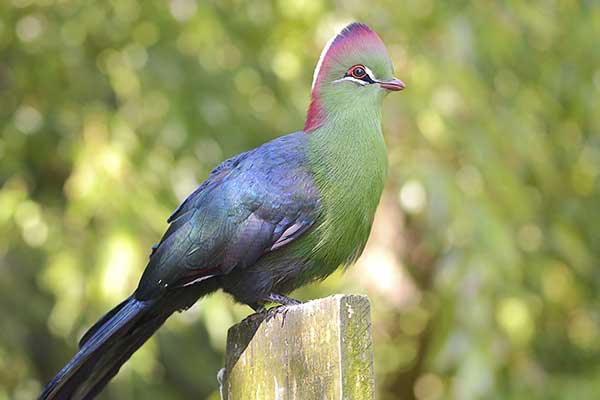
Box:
(305, 22), (405, 132)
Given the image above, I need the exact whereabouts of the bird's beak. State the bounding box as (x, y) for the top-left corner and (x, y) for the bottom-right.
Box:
(378, 78), (406, 92)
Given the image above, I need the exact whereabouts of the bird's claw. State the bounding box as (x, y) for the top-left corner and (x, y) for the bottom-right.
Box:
(244, 293), (302, 326)
(263, 304), (295, 327)
(243, 304), (294, 327)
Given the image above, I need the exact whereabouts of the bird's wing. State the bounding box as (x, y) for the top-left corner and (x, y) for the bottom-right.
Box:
(165, 150), (252, 224)
(135, 133), (319, 300)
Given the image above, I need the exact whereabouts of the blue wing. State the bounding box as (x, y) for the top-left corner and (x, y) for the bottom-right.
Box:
(135, 132), (319, 300)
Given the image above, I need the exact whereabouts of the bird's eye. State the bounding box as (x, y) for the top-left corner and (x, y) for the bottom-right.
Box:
(348, 65), (367, 79)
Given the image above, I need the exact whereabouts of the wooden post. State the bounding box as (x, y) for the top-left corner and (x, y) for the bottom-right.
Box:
(221, 294), (374, 400)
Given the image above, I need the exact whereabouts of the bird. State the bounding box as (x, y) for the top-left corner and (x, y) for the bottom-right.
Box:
(39, 22), (406, 399)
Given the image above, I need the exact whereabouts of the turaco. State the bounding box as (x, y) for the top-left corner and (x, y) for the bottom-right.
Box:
(40, 22), (405, 399)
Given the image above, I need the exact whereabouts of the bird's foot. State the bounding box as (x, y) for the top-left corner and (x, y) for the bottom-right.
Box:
(261, 294), (302, 326)
(247, 293), (302, 313)
(262, 304), (294, 327)
(242, 304), (290, 326)
(245, 294), (302, 326)
(263, 293), (302, 307)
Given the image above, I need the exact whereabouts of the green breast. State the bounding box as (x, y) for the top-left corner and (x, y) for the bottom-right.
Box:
(300, 114), (387, 280)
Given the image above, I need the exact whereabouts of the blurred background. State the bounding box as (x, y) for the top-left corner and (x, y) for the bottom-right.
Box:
(1, 0), (600, 399)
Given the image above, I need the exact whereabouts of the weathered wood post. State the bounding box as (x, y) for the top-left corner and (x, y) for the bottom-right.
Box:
(221, 294), (374, 400)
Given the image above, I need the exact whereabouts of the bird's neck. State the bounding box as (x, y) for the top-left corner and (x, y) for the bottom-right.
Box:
(307, 97), (387, 176)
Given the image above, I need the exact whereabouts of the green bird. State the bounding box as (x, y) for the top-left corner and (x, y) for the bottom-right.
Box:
(40, 22), (405, 399)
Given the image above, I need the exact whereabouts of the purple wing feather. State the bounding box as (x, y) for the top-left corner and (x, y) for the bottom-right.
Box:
(136, 132), (319, 300)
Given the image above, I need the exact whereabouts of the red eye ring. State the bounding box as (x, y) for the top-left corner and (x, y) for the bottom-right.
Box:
(348, 65), (367, 79)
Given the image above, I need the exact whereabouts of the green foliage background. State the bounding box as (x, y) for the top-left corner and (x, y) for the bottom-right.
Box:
(1, 0), (600, 399)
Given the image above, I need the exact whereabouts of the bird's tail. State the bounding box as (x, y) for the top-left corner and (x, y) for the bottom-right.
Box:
(39, 280), (218, 400)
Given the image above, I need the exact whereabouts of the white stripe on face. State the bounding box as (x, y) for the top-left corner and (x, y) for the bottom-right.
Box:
(332, 76), (369, 86)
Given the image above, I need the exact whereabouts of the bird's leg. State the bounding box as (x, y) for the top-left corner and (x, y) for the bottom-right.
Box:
(258, 293), (302, 326)
(246, 293), (301, 313)
(244, 294), (302, 326)
(263, 293), (302, 306)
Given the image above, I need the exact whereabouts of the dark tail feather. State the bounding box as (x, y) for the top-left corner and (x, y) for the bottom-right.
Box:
(38, 296), (155, 400)
(78, 296), (132, 348)
(39, 280), (219, 400)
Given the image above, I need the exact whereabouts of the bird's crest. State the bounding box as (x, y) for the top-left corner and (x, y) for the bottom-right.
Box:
(311, 22), (387, 92)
